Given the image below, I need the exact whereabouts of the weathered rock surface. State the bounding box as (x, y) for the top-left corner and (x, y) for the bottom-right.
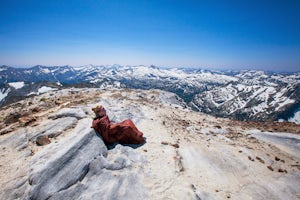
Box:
(29, 117), (77, 140)
(49, 145), (147, 200)
(0, 88), (299, 200)
(48, 107), (87, 120)
(249, 130), (300, 159)
(28, 119), (107, 200)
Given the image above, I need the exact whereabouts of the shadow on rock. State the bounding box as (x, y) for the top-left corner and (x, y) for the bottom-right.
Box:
(107, 137), (147, 150)
(95, 131), (146, 150)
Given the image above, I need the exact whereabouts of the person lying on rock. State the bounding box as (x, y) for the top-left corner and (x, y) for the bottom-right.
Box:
(91, 105), (145, 145)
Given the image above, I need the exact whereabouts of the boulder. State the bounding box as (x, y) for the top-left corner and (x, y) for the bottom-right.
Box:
(36, 135), (51, 146)
(19, 116), (36, 126)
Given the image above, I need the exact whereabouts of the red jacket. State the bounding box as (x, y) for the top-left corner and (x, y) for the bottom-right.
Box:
(91, 115), (145, 144)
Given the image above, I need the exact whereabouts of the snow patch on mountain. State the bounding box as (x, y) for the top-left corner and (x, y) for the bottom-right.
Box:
(41, 68), (50, 73)
(27, 86), (58, 96)
(0, 88), (10, 102)
(38, 86), (57, 94)
(8, 82), (25, 89)
(288, 109), (300, 124)
(56, 82), (62, 86)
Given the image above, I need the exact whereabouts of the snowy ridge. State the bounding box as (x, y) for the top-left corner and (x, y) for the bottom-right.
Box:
(0, 65), (299, 121)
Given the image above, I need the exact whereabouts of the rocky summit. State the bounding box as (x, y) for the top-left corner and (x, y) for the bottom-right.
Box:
(0, 88), (300, 200)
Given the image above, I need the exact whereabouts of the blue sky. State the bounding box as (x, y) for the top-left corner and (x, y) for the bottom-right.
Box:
(0, 0), (299, 71)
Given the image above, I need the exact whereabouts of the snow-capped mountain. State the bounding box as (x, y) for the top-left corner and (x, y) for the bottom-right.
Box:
(0, 65), (71, 83)
(1, 65), (299, 122)
(192, 73), (300, 121)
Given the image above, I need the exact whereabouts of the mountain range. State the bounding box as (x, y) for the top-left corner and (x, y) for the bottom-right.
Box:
(1, 65), (300, 122)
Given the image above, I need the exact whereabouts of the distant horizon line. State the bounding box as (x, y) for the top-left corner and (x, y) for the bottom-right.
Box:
(1, 64), (299, 73)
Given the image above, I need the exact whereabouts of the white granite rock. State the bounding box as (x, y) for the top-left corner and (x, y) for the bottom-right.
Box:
(29, 117), (77, 141)
(28, 119), (107, 200)
(49, 145), (148, 200)
(49, 107), (87, 120)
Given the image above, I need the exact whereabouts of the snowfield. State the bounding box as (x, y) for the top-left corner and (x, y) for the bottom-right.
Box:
(8, 82), (25, 89)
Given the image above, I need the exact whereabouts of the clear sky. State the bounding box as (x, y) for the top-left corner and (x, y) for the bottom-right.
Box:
(0, 0), (299, 71)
